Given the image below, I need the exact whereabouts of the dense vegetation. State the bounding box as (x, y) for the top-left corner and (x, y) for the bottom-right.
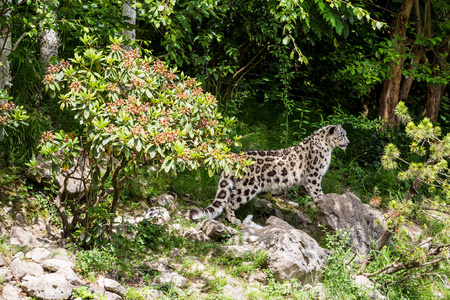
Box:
(0, 0), (449, 299)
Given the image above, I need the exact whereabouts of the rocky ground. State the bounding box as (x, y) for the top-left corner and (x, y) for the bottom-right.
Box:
(0, 191), (391, 300)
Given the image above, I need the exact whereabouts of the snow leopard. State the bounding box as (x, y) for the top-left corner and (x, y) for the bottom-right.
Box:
(189, 124), (349, 224)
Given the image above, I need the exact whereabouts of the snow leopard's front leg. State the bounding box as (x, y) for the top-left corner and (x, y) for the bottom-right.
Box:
(305, 173), (324, 203)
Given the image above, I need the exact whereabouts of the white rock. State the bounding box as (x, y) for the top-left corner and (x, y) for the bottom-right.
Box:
(56, 267), (83, 286)
(9, 226), (41, 247)
(0, 253), (6, 266)
(223, 284), (245, 300)
(253, 216), (326, 283)
(158, 271), (188, 288)
(104, 278), (126, 296)
(41, 258), (74, 272)
(21, 273), (73, 300)
(0, 268), (13, 282)
(10, 256), (44, 279)
(105, 291), (123, 300)
(0, 284), (21, 300)
(143, 207), (170, 224)
(196, 219), (238, 239)
(26, 247), (51, 262)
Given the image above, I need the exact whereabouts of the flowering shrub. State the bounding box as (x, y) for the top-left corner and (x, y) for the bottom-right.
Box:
(29, 35), (249, 241)
(0, 89), (28, 141)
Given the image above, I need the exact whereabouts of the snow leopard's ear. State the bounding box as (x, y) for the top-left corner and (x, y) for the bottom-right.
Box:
(328, 125), (337, 135)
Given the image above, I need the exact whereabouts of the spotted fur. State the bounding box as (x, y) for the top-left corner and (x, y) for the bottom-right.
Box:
(189, 124), (349, 224)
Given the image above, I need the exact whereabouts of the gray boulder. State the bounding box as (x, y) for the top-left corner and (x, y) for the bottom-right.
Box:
(10, 253), (44, 280)
(0, 284), (21, 300)
(56, 267), (83, 286)
(196, 219), (238, 239)
(316, 192), (385, 254)
(26, 153), (90, 198)
(26, 247), (51, 263)
(104, 278), (126, 296)
(21, 273), (73, 300)
(152, 192), (176, 206)
(354, 275), (386, 300)
(9, 226), (41, 247)
(254, 216), (326, 283)
(223, 284), (245, 300)
(158, 271), (188, 288)
(0, 253), (5, 266)
(41, 258), (75, 272)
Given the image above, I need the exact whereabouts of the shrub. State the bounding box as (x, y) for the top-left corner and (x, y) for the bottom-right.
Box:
(27, 34), (250, 243)
(361, 101), (450, 293)
(0, 89), (28, 142)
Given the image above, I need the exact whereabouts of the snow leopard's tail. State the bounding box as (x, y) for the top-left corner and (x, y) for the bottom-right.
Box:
(189, 172), (235, 220)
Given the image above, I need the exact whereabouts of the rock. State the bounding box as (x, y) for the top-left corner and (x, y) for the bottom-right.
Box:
(26, 247), (51, 262)
(105, 291), (123, 300)
(95, 276), (107, 294)
(144, 289), (164, 299)
(14, 212), (25, 224)
(273, 209), (285, 220)
(169, 247), (180, 258)
(316, 192), (385, 254)
(292, 209), (312, 225)
(0, 253), (6, 266)
(51, 248), (73, 261)
(104, 278), (126, 296)
(254, 198), (274, 212)
(223, 284), (245, 300)
(21, 273), (73, 300)
(0, 284), (21, 300)
(241, 215), (263, 230)
(190, 277), (208, 292)
(146, 259), (173, 272)
(142, 207), (170, 224)
(249, 270), (268, 284)
(9, 226), (41, 247)
(153, 193), (176, 206)
(180, 227), (211, 242)
(221, 244), (254, 257)
(196, 219), (238, 239)
(0, 268), (13, 283)
(41, 258), (75, 272)
(354, 275), (386, 300)
(254, 216), (326, 283)
(56, 267), (83, 286)
(158, 271), (188, 288)
(10, 255), (44, 279)
(26, 153), (90, 199)
(247, 235), (258, 243)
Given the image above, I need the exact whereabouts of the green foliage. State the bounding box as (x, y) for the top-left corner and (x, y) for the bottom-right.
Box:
(358, 102), (450, 294)
(320, 229), (366, 299)
(202, 277), (227, 293)
(27, 35), (250, 242)
(382, 102), (450, 202)
(0, 89), (29, 143)
(134, 221), (169, 251)
(72, 286), (106, 300)
(217, 250), (267, 277)
(76, 248), (119, 277)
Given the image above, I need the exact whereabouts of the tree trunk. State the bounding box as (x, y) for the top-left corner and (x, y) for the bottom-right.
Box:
(38, 1), (58, 70)
(423, 49), (447, 123)
(0, 0), (12, 92)
(378, 0), (414, 126)
(399, 47), (424, 102)
(122, 0), (136, 49)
